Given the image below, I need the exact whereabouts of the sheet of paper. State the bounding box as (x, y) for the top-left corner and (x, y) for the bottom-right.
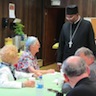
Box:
(51, 0), (61, 6)
(9, 3), (16, 18)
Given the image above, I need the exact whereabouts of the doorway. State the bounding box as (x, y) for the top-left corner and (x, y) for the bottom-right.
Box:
(43, 8), (65, 65)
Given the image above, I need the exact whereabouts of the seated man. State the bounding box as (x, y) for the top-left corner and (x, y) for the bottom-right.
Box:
(62, 56), (96, 96)
(0, 45), (35, 88)
(17, 36), (55, 76)
(62, 47), (96, 93)
(75, 47), (96, 81)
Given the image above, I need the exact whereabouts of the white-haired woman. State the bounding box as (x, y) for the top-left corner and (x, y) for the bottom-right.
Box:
(0, 45), (35, 88)
(17, 36), (55, 76)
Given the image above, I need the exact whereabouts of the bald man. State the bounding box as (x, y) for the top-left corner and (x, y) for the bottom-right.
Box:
(62, 56), (96, 96)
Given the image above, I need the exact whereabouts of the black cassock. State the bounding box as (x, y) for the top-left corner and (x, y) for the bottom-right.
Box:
(57, 18), (96, 63)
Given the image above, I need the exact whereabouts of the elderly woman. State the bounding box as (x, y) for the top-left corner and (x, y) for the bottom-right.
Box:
(0, 45), (35, 88)
(17, 36), (55, 75)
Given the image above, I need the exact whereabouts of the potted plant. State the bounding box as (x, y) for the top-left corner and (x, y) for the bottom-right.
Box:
(14, 22), (24, 35)
(13, 22), (25, 50)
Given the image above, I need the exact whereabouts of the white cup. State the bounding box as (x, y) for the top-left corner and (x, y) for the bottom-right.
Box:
(57, 78), (64, 87)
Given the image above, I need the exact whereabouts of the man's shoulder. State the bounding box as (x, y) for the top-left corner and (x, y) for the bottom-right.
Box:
(82, 19), (91, 25)
(67, 86), (89, 96)
(67, 81), (96, 96)
(61, 22), (70, 30)
(90, 61), (96, 68)
(64, 21), (70, 25)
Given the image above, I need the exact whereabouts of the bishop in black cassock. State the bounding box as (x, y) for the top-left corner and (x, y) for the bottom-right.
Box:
(57, 5), (96, 64)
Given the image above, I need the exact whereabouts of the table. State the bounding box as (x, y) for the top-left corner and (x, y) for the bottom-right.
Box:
(0, 72), (65, 96)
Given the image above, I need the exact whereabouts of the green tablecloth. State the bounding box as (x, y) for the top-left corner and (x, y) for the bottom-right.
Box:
(0, 72), (65, 96)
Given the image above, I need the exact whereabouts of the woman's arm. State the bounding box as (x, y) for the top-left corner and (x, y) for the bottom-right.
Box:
(28, 66), (55, 76)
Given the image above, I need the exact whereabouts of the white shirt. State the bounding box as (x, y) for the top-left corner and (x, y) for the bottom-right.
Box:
(0, 66), (34, 88)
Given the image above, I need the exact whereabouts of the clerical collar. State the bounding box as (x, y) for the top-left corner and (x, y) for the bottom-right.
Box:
(74, 15), (81, 24)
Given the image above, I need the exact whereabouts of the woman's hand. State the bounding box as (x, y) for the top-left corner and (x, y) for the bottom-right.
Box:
(47, 69), (55, 73)
(22, 80), (35, 87)
(34, 72), (42, 77)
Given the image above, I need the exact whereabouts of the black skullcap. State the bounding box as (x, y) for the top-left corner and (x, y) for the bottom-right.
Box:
(66, 5), (78, 15)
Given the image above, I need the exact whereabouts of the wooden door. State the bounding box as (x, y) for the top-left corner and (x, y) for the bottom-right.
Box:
(43, 8), (65, 65)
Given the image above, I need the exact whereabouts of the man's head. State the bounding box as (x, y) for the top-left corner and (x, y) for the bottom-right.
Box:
(26, 36), (40, 55)
(66, 5), (79, 23)
(75, 47), (95, 66)
(62, 56), (89, 87)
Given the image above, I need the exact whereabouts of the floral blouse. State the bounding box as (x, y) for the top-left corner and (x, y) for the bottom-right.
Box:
(17, 51), (39, 73)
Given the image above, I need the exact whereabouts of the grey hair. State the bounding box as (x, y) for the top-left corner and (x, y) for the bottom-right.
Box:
(62, 56), (87, 77)
(75, 47), (95, 58)
(26, 36), (38, 50)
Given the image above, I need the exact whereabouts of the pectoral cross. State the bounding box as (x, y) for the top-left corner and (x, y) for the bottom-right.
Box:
(69, 41), (73, 48)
